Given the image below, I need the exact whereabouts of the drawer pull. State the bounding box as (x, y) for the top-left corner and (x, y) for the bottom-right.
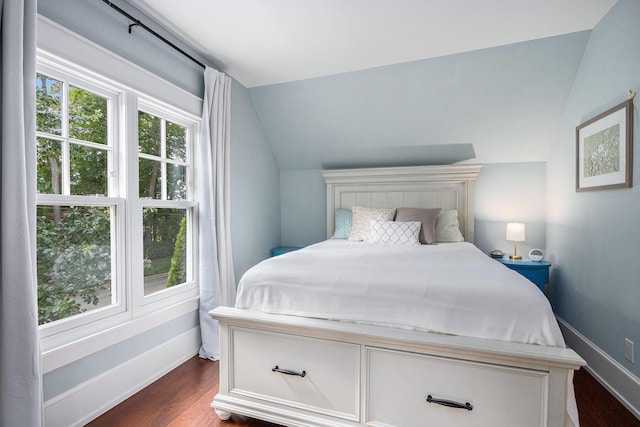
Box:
(426, 395), (473, 411)
(272, 365), (307, 377)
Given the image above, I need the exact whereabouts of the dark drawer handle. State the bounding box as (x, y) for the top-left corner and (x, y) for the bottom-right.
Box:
(427, 395), (473, 411)
(272, 365), (306, 377)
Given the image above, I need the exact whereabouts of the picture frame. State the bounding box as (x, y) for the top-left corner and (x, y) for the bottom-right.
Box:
(576, 98), (634, 192)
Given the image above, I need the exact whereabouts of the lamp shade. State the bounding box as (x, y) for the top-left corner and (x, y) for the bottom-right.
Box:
(506, 223), (525, 242)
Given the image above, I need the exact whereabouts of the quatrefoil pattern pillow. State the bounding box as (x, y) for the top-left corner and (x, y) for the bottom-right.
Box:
(369, 220), (422, 245)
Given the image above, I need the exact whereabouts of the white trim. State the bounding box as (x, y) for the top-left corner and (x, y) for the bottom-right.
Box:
(557, 316), (640, 419)
(43, 326), (201, 427)
(138, 97), (201, 126)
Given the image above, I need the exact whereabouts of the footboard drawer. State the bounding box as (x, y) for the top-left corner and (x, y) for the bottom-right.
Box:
(366, 348), (548, 427)
(230, 327), (360, 421)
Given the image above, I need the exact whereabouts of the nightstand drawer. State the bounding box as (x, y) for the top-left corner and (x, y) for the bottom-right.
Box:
(512, 266), (549, 287)
(495, 258), (550, 292)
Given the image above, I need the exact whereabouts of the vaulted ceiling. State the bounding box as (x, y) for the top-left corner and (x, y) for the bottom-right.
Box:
(127, 0), (616, 88)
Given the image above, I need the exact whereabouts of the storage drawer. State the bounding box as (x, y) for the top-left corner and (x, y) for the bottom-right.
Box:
(230, 327), (360, 421)
(366, 348), (548, 427)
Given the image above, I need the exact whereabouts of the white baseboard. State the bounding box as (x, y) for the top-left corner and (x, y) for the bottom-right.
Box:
(557, 316), (640, 420)
(43, 326), (201, 427)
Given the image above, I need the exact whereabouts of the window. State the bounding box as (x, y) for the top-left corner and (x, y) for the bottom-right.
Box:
(36, 67), (122, 329)
(36, 54), (200, 347)
(137, 104), (195, 298)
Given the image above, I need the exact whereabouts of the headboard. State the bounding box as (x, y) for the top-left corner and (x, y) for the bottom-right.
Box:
(322, 164), (482, 243)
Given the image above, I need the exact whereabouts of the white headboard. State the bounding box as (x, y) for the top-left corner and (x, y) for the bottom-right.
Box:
(322, 164), (482, 243)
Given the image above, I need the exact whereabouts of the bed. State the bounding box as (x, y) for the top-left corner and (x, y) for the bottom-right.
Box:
(209, 164), (585, 427)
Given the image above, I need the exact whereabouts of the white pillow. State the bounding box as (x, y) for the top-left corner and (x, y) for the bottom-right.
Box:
(348, 206), (396, 242)
(369, 220), (422, 245)
(435, 210), (464, 242)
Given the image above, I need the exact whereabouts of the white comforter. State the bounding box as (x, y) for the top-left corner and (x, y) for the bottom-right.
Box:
(236, 240), (566, 348)
(236, 240), (579, 426)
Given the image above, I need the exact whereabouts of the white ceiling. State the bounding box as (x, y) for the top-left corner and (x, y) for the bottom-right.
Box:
(126, 0), (616, 88)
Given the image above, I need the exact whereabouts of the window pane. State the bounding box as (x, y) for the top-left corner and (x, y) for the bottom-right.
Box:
(70, 144), (108, 196)
(37, 137), (62, 194)
(36, 73), (62, 136)
(69, 85), (108, 145)
(37, 205), (113, 325)
(167, 164), (186, 200)
(138, 111), (161, 156)
(166, 121), (187, 162)
(139, 158), (162, 199)
(143, 208), (187, 295)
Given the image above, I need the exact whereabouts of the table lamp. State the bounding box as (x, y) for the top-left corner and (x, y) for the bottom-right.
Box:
(506, 223), (525, 260)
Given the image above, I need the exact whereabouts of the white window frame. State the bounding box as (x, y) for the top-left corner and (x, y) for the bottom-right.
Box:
(132, 98), (199, 316)
(36, 47), (201, 356)
(36, 58), (130, 346)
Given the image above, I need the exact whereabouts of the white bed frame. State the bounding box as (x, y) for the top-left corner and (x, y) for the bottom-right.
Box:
(210, 165), (585, 427)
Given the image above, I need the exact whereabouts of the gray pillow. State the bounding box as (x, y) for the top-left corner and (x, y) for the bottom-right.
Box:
(394, 207), (441, 244)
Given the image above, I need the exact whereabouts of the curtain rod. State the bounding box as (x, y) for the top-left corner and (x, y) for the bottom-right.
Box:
(102, 0), (206, 69)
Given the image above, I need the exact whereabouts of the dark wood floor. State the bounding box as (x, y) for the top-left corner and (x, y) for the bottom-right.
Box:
(87, 355), (639, 427)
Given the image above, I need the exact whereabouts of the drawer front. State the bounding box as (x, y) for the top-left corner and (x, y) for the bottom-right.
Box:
(508, 265), (549, 288)
(521, 268), (549, 287)
(230, 327), (360, 421)
(366, 348), (548, 427)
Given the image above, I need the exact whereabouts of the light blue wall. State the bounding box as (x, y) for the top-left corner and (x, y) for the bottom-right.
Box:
(546, 0), (640, 378)
(38, 0), (281, 406)
(280, 169), (326, 246)
(230, 80), (282, 282)
(251, 34), (587, 249)
(250, 32), (590, 170)
(475, 162), (546, 256)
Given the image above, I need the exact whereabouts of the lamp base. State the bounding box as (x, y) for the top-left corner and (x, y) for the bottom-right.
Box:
(509, 255), (522, 260)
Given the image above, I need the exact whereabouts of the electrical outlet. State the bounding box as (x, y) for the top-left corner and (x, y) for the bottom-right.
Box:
(625, 338), (634, 363)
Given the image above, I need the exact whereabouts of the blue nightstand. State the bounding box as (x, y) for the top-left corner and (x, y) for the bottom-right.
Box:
(271, 246), (303, 257)
(495, 257), (551, 292)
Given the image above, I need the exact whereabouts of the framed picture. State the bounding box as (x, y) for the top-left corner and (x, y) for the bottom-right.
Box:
(576, 99), (634, 192)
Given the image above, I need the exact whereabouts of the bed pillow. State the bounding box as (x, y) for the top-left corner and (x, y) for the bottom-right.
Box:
(394, 207), (441, 244)
(332, 208), (353, 239)
(435, 209), (464, 242)
(369, 220), (421, 245)
(348, 206), (396, 242)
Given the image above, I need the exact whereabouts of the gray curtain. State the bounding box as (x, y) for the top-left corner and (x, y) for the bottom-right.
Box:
(198, 67), (234, 360)
(0, 0), (43, 425)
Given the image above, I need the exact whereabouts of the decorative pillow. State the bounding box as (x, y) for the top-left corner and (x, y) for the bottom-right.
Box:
(348, 206), (396, 242)
(394, 207), (441, 244)
(369, 220), (422, 245)
(435, 210), (464, 242)
(332, 208), (353, 239)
